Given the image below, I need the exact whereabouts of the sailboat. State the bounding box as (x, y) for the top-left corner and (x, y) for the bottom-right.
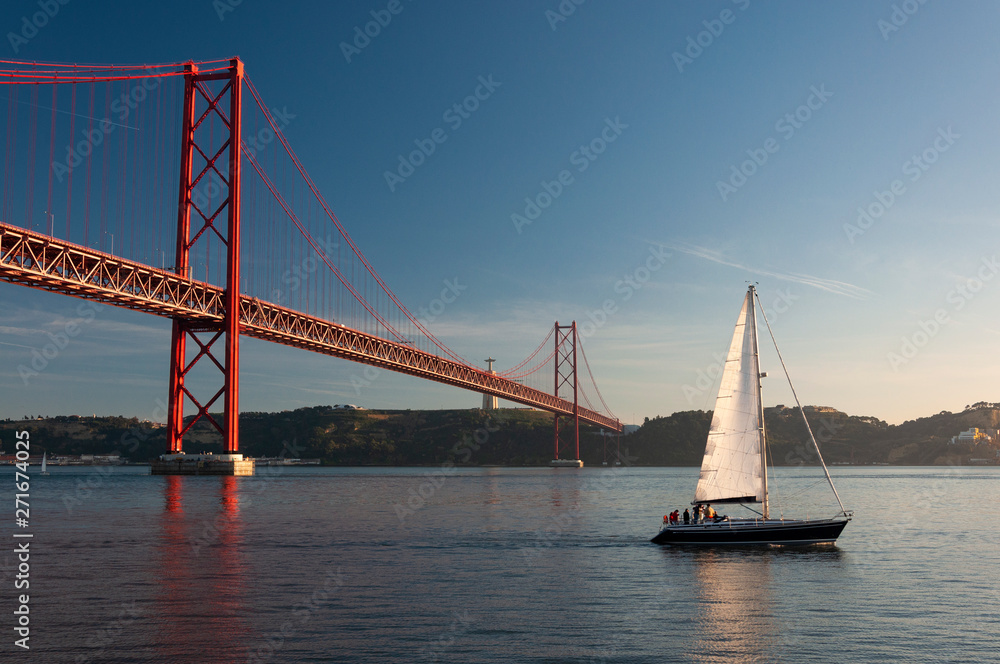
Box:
(652, 285), (851, 546)
(40, 452), (49, 476)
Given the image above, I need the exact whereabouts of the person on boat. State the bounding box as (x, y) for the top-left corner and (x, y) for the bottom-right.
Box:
(705, 504), (716, 520)
(683, 508), (690, 525)
(669, 510), (677, 524)
(663, 514), (669, 526)
(693, 504), (702, 523)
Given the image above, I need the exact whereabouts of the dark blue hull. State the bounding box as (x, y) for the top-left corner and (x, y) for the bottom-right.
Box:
(650, 517), (848, 546)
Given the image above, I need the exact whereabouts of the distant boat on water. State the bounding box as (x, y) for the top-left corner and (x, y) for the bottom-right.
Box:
(40, 452), (49, 475)
(652, 285), (851, 546)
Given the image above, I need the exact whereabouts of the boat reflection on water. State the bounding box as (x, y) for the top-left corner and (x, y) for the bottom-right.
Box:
(156, 476), (251, 662)
(689, 549), (779, 663)
(657, 546), (844, 664)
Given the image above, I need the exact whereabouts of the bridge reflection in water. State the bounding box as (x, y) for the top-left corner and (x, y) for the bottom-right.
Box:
(156, 476), (250, 662)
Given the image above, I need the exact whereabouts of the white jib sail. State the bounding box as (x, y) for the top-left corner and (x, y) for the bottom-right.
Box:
(694, 290), (765, 504)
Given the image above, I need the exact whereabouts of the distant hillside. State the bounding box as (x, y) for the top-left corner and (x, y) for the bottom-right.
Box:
(0, 408), (606, 466)
(630, 402), (1000, 466)
(2, 402), (998, 466)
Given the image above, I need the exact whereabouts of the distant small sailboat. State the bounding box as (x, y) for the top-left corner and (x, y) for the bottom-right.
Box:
(652, 285), (851, 546)
(40, 452), (49, 476)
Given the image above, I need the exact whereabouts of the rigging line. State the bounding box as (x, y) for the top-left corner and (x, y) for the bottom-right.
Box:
(243, 75), (470, 366)
(499, 327), (555, 377)
(241, 142), (408, 343)
(780, 479), (828, 502)
(500, 349), (558, 381)
(577, 336), (615, 418)
(754, 289), (849, 516)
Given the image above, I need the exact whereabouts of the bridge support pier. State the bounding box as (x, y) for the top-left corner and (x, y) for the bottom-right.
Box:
(550, 321), (583, 468)
(152, 454), (254, 476)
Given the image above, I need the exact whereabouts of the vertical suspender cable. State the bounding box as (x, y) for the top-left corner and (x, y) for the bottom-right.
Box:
(25, 84), (38, 229)
(45, 85), (56, 236)
(65, 83), (76, 239)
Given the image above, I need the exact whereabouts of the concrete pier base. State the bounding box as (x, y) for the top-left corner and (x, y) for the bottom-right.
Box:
(549, 459), (584, 468)
(151, 453), (255, 476)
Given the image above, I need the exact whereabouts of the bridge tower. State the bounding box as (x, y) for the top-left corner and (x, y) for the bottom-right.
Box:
(159, 58), (252, 475)
(482, 358), (498, 410)
(551, 322), (582, 468)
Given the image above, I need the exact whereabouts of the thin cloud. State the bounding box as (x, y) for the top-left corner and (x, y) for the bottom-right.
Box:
(0, 339), (35, 350)
(652, 241), (871, 299)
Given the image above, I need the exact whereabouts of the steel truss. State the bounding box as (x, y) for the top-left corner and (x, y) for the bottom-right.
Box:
(0, 222), (622, 433)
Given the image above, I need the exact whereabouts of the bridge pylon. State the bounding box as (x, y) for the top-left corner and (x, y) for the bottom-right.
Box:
(551, 321), (583, 468)
(161, 58), (251, 474)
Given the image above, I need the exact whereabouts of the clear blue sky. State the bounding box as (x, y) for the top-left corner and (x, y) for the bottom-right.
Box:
(2, 0), (998, 425)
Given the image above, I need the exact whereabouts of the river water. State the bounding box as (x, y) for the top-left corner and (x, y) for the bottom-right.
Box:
(11, 465), (1000, 663)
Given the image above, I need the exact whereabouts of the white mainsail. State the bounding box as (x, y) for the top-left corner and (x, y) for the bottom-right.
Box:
(694, 290), (765, 505)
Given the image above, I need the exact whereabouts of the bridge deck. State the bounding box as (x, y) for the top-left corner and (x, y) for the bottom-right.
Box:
(0, 222), (621, 432)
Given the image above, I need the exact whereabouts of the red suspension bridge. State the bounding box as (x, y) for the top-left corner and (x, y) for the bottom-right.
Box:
(0, 58), (621, 465)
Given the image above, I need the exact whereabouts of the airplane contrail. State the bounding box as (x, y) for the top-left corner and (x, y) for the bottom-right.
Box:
(650, 241), (871, 299)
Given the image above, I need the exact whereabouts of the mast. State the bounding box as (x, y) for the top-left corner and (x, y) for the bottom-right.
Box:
(748, 285), (769, 519)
